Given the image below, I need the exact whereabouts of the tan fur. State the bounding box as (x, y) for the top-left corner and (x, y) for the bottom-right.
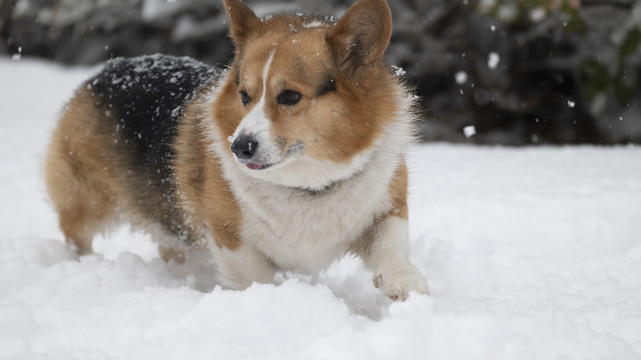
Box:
(386, 162), (409, 220)
(46, 88), (120, 253)
(46, 85), (203, 254)
(173, 97), (243, 251)
(46, 0), (427, 300)
(158, 245), (186, 263)
(216, 0), (395, 164)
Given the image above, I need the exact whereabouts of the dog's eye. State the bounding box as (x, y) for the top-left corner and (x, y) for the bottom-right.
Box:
(277, 90), (301, 106)
(239, 90), (251, 106)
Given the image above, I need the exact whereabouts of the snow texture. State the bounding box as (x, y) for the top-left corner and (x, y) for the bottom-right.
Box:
(1, 59), (641, 359)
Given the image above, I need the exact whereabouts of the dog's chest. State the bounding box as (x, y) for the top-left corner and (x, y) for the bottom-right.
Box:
(237, 180), (388, 272)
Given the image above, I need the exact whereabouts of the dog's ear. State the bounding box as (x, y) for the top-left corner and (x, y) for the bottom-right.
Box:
(326, 0), (392, 78)
(222, 0), (261, 47)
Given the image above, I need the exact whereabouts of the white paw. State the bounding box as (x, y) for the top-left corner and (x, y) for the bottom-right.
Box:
(373, 264), (428, 301)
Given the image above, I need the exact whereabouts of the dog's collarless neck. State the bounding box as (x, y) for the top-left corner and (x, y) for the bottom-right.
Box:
(287, 170), (363, 196)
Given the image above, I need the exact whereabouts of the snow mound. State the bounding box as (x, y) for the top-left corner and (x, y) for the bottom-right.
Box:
(1, 58), (641, 359)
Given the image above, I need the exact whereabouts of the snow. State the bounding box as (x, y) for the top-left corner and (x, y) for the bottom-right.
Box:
(530, 7), (546, 22)
(463, 125), (476, 138)
(455, 70), (468, 85)
(391, 64), (406, 77)
(488, 52), (500, 69)
(11, 47), (22, 61)
(302, 19), (326, 29)
(2, 58), (641, 359)
(141, 0), (183, 22)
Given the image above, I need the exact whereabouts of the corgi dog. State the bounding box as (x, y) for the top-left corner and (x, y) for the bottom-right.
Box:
(45, 0), (428, 300)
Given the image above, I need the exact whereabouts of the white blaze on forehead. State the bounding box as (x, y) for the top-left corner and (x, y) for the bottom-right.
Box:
(260, 49), (276, 96)
(232, 49), (276, 139)
(230, 49), (284, 166)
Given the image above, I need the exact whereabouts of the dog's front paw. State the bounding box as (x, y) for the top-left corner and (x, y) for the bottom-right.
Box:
(373, 265), (428, 301)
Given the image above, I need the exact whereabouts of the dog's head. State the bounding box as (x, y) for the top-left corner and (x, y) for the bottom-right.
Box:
(213, 0), (399, 191)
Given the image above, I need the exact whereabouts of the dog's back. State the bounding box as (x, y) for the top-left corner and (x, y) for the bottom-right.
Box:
(46, 55), (216, 253)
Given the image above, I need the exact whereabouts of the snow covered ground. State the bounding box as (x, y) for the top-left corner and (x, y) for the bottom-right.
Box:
(1, 58), (641, 360)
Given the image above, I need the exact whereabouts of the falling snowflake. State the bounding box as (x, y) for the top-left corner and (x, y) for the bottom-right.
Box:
(488, 52), (500, 69)
(463, 125), (477, 138)
(455, 71), (468, 84)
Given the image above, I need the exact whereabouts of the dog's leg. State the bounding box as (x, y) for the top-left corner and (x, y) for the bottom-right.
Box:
(358, 216), (428, 301)
(209, 241), (276, 290)
(352, 161), (428, 300)
(55, 205), (106, 255)
(46, 89), (119, 255)
(46, 153), (114, 255)
(158, 245), (186, 264)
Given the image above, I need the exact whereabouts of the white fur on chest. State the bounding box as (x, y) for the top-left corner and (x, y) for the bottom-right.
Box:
(203, 82), (414, 275)
(232, 157), (394, 272)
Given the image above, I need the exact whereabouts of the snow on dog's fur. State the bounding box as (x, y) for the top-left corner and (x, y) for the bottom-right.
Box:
(45, 0), (427, 300)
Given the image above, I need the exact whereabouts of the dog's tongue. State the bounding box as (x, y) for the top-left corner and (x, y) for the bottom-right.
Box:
(246, 163), (263, 170)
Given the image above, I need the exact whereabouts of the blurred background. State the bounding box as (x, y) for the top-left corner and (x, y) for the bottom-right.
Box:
(1, 0), (640, 145)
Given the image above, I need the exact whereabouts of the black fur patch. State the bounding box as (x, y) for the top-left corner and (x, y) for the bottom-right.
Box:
(88, 54), (218, 240)
(317, 75), (337, 97)
(89, 55), (217, 175)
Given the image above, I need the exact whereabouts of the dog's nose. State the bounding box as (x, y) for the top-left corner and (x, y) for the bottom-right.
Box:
(230, 135), (259, 160)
